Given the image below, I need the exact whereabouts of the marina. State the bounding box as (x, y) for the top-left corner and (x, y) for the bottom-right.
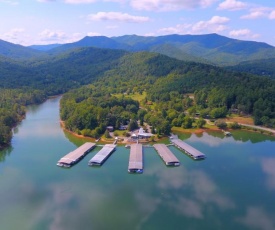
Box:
(88, 144), (116, 166)
(153, 144), (180, 166)
(171, 137), (205, 160)
(57, 142), (96, 167)
(128, 143), (143, 173)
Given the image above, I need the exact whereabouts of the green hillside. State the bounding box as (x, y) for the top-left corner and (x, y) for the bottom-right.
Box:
(0, 39), (42, 59)
(113, 33), (275, 66)
(0, 44), (275, 146)
(227, 58), (275, 79)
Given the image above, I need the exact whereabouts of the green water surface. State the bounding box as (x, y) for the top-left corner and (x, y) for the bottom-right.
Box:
(0, 97), (275, 230)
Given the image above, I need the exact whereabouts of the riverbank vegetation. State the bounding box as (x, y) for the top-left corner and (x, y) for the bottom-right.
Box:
(0, 89), (46, 147)
(1, 46), (275, 147)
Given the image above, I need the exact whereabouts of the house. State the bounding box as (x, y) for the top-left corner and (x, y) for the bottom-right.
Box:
(106, 126), (114, 132)
(137, 128), (153, 139)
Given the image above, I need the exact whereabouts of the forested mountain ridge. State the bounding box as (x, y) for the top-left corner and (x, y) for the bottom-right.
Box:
(0, 39), (43, 59)
(28, 33), (275, 67)
(0, 43), (275, 147)
(227, 58), (275, 79)
(47, 36), (130, 54)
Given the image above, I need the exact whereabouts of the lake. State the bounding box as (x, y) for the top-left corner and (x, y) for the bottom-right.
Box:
(0, 96), (275, 230)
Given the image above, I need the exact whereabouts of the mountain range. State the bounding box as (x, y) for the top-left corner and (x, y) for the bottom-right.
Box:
(26, 33), (275, 67)
(1, 33), (275, 79)
(0, 33), (274, 144)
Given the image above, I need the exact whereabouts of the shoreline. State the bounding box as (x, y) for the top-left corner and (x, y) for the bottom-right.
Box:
(60, 120), (275, 146)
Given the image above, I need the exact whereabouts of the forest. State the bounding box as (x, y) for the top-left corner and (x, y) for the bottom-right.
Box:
(0, 88), (46, 148)
(0, 43), (275, 147)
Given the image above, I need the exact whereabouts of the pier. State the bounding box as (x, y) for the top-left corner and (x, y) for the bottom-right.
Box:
(171, 138), (205, 160)
(88, 144), (116, 166)
(128, 143), (143, 173)
(153, 144), (180, 166)
(57, 142), (96, 167)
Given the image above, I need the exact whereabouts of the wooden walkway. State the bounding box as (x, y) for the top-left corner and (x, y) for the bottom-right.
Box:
(57, 142), (96, 167)
(154, 144), (180, 166)
(128, 143), (143, 173)
(88, 144), (116, 166)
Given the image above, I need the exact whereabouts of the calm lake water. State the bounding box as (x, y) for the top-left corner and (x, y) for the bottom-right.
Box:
(1, 96), (275, 230)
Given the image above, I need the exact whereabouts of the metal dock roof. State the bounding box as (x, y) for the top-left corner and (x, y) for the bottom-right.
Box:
(153, 144), (180, 165)
(88, 144), (116, 165)
(58, 142), (96, 166)
(171, 138), (205, 160)
(128, 143), (143, 171)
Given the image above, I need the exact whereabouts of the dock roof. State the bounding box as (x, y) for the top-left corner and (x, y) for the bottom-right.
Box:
(171, 139), (205, 159)
(89, 144), (116, 164)
(153, 144), (180, 164)
(128, 143), (143, 170)
(58, 142), (96, 165)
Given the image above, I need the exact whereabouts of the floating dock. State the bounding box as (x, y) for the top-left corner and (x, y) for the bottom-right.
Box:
(171, 138), (205, 160)
(88, 144), (116, 166)
(57, 142), (96, 167)
(128, 143), (143, 173)
(153, 144), (180, 166)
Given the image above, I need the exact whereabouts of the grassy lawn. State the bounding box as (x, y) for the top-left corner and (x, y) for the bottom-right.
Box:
(225, 115), (254, 125)
(112, 91), (147, 103)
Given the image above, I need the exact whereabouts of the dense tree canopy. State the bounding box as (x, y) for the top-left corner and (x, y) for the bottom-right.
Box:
(1, 46), (275, 147)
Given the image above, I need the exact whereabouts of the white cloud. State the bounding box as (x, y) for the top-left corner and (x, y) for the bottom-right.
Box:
(106, 25), (119, 29)
(130, 0), (218, 11)
(3, 28), (25, 39)
(64, 0), (96, 3)
(87, 11), (150, 23)
(39, 29), (67, 42)
(217, 0), (247, 11)
(192, 16), (230, 33)
(87, 32), (102, 36)
(0, 0), (18, 5)
(158, 16), (230, 36)
(158, 23), (192, 35)
(241, 7), (275, 20)
(229, 28), (259, 38)
(269, 10), (275, 19)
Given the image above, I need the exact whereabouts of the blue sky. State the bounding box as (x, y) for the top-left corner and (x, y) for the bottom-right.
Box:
(0, 0), (274, 46)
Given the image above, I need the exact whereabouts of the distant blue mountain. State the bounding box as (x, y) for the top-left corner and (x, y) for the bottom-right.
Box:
(29, 43), (61, 51)
(1, 33), (275, 66)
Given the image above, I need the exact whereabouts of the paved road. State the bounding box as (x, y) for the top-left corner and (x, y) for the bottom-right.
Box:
(239, 123), (275, 135)
(206, 119), (275, 135)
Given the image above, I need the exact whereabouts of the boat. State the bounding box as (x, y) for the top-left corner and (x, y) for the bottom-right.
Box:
(224, 131), (232, 136)
(56, 162), (71, 168)
(128, 168), (143, 173)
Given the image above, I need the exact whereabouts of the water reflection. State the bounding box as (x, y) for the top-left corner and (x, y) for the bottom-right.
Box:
(187, 132), (237, 147)
(147, 164), (235, 221)
(175, 131), (275, 148)
(237, 206), (275, 230)
(261, 158), (275, 191)
(0, 146), (13, 162)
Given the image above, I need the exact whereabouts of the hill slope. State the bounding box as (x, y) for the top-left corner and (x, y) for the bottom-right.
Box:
(48, 36), (130, 54)
(32, 33), (275, 66)
(227, 58), (275, 79)
(113, 34), (275, 66)
(0, 39), (42, 59)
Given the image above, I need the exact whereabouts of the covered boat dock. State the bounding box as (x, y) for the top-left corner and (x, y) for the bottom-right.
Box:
(57, 142), (96, 167)
(128, 143), (143, 173)
(153, 144), (180, 166)
(171, 138), (205, 160)
(88, 144), (116, 166)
